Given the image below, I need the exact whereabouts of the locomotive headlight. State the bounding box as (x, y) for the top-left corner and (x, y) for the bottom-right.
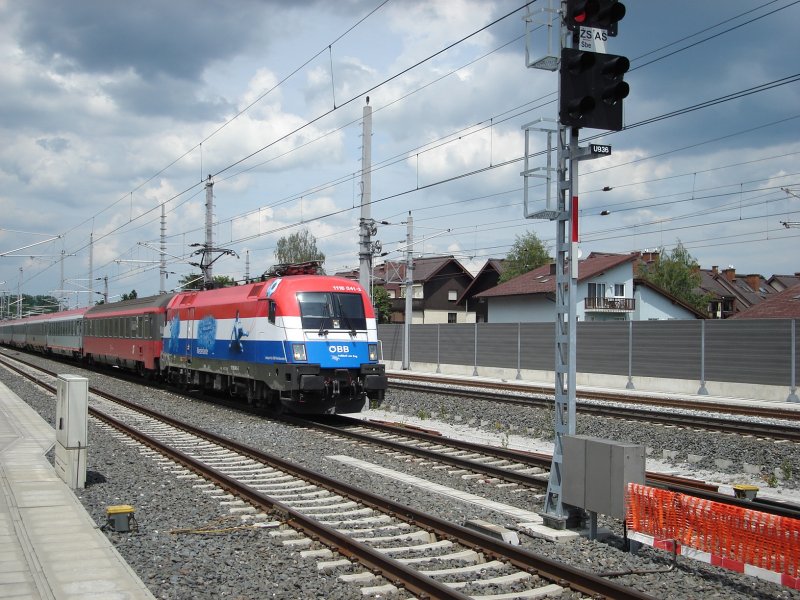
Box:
(368, 343), (378, 361)
(292, 343), (307, 362)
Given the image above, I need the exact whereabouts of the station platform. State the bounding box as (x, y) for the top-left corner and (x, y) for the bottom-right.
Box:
(0, 382), (155, 599)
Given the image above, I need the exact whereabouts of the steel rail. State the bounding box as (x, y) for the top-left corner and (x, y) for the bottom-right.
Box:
(389, 372), (800, 421)
(389, 378), (800, 442)
(302, 416), (800, 520)
(88, 406), (652, 600)
(0, 354), (653, 599)
(3, 354), (796, 519)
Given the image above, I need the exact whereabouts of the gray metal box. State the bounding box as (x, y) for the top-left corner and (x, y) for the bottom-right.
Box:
(55, 374), (88, 449)
(55, 374), (89, 489)
(562, 435), (645, 519)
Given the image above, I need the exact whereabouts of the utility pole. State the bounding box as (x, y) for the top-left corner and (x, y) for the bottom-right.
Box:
(192, 175), (237, 288)
(245, 249), (250, 283)
(359, 97), (375, 297)
(17, 267), (22, 319)
(89, 233), (94, 308)
(402, 212), (413, 370)
(201, 175), (214, 286)
(60, 249), (65, 310)
(160, 203), (167, 294)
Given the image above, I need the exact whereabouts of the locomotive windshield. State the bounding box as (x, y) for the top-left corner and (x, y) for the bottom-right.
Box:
(297, 292), (366, 331)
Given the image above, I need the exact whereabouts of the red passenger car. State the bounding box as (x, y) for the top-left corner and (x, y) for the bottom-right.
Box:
(83, 294), (175, 375)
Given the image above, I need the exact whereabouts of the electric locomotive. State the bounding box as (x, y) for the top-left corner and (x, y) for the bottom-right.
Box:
(0, 265), (387, 415)
(160, 268), (387, 413)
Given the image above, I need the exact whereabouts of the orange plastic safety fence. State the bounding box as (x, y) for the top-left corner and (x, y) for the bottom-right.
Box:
(626, 483), (800, 576)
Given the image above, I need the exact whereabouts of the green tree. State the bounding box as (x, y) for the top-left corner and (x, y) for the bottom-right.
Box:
(637, 241), (711, 314)
(274, 228), (325, 267)
(178, 273), (234, 290)
(372, 286), (392, 324)
(498, 231), (551, 283)
(121, 290), (138, 301)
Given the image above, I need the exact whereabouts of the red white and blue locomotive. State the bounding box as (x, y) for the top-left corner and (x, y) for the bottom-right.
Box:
(0, 269), (387, 414)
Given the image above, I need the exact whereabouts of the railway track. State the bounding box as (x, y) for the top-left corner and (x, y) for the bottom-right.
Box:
(297, 414), (800, 521)
(1, 353), (654, 599)
(389, 373), (800, 443)
(4, 349), (798, 520)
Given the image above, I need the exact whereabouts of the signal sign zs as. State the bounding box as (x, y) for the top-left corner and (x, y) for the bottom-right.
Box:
(580, 27), (608, 53)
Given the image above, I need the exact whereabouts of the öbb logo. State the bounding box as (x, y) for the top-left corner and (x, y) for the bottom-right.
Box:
(329, 345), (350, 353)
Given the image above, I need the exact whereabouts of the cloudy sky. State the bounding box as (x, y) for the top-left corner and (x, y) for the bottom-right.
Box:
(1, 0), (798, 305)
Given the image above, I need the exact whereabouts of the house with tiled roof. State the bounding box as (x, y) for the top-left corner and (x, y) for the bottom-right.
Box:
(696, 265), (796, 318)
(474, 252), (706, 323)
(337, 256), (475, 324)
(457, 259), (505, 323)
(767, 273), (800, 293)
(729, 283), (800, 319)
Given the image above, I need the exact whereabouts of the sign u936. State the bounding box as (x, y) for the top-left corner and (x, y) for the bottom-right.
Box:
(590, 144), (612, 155)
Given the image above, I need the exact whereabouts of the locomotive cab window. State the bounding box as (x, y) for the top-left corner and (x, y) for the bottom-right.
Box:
(268, 300), (277, 324)
(297, 292), (366, 331)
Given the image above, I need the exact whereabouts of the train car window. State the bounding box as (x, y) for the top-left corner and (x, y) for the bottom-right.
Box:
(268, 301), (277, 324)
(297, 292), (331, 330)
(144, 316), (151, 339)
(297, 292), (366, 331)
(334, 293), (366, 330)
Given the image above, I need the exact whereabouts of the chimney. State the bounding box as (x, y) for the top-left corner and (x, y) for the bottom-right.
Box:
(746, 274), (761, 293)
(711, 265), (718, 275)
(549, 262), (557, 275)
(641, 249), (660, 264)
(723, 266), (736, 282)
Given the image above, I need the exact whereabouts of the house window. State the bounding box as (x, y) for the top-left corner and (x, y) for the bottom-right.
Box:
(447, 312), (457, 324)
(587, 282), (606, 298)
(448, 290), (457, 301)
(614, 283), (625, 297)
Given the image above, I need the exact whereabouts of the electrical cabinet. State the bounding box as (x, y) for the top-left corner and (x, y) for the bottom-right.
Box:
(562, 435), (645, 519)
(54, 374), (88, 488)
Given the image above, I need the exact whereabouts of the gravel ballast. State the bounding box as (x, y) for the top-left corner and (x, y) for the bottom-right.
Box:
(2, 351), (799, 600)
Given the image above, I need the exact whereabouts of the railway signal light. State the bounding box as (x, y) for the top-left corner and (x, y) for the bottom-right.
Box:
(565, 0), (626, 37)
(559, 48), (629, 131)
(560, 48), (596, 127)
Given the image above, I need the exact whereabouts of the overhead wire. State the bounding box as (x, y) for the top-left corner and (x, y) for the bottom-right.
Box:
(30, 1), (800, 294)
(40, 1), (537, 290)
(58, 0), (393, 241)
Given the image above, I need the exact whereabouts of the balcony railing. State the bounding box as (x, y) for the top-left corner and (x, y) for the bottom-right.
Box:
(584, 297), (635, 311)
